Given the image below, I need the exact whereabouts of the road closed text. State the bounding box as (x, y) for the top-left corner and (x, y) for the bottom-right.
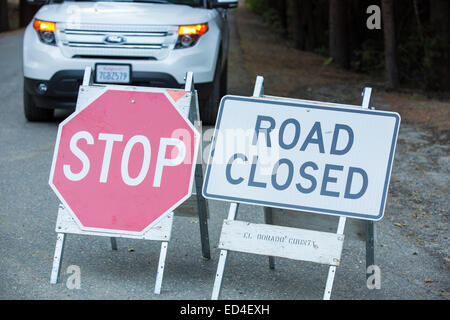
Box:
(225, 115), (368, 200)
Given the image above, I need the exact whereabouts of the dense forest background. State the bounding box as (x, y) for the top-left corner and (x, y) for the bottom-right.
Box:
(246, 0), (449, 92)
(1, 0), (449, 92)
(0, 0), (39, 33)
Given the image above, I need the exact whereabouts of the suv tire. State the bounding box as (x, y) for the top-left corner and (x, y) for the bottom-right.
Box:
(199, 57), (227, 125)
(220, 59), (228, 98)
(24, 88), (54, 122)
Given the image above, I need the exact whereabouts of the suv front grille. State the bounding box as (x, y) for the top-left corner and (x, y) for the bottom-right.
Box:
(57, 24), (178, 60)
(72, 55), (156, 60)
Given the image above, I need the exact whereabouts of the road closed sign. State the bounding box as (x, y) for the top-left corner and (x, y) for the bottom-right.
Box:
(202, 96), (400, 220)
(49, 88), (199, 235)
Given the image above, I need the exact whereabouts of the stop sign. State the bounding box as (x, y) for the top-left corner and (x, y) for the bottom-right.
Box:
(49, 89), (199, 235)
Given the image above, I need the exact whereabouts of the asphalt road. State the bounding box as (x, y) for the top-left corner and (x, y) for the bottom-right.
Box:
(0, 15), (447, 300)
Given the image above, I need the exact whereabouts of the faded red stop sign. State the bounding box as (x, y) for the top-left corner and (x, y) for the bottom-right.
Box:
(49, 89), (199, 234)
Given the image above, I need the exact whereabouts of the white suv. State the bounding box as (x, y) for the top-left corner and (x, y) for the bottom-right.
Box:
(23, 0), (237, 124)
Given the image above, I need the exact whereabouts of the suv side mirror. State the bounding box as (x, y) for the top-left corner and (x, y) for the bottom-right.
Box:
(211, 0), (238, 9)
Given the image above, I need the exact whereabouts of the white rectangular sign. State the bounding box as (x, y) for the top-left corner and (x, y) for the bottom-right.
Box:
(202, 96), (400, 220)
(219, 220), (344, 266)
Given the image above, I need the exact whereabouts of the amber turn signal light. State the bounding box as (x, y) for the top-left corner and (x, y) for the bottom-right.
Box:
(33, 20), (56, 32)
(178, 24), (208, 36)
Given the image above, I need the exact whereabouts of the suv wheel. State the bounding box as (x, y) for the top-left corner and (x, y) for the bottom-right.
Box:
(199, 57), (227, 125)
(220, 59), (228, 98)
(23, 88), (54, 122)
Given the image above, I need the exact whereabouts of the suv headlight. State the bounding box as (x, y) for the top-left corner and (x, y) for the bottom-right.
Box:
(33, 19), (57, 46)
(175, 23), (208, 49)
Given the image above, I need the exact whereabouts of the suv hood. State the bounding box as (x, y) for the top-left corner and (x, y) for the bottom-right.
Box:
(35, 2), (214, 26)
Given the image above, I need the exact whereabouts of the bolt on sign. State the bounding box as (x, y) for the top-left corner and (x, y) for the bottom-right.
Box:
(203, 96), (400, 221)
(50, 88), (199, 235)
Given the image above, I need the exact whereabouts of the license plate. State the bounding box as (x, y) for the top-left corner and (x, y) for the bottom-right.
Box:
(95, 64), (131, 84)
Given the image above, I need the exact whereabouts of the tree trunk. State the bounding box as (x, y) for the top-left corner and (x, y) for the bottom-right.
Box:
(303, 0), (315, 50)
(277, 0), (288, 37)
(430, 0), (449, 91)
(289, 0), (304, 49)
(268, 0), (287, 36)
(20, 0), (40, 27)
(313, 0), (328, 51)
(329, 0), (349, 68)
(0, 0), (9, 32)
(381, 0), (399, 89)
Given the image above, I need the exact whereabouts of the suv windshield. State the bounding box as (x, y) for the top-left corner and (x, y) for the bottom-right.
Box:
(62, 0), (203, 6)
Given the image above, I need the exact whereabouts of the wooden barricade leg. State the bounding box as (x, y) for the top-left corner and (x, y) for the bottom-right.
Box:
(324, 87), (372, 298)
(50, 233), (66, 284)
(154, 241), (169, 294)
(110, 237), (118, 251)
(323, 266), (337, 300)
(195, 164), (211, 260)
(185, 72), (211, 260)
(252, 76), (276, 270)
(361, 87), (376, 278)
(211, 249), (230, 300)
(323, 217), (346, 300)
(49, 68), (93, 285)
(263, 207), (275, 270)
(211, 203), (239, 300)
(366, 221), (375, 276)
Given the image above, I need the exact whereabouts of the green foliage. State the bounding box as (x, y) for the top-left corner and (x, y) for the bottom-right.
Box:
(351, 39), (384, 74)
(322, 57), (333, 66)
(314, 46), (329, 58)
(246, 0), (448, 91)
(246, 0), (285, 35)
(397, 23), (447, 91)
(260, 8), (285, 35)
(245, 0), (270, 15)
